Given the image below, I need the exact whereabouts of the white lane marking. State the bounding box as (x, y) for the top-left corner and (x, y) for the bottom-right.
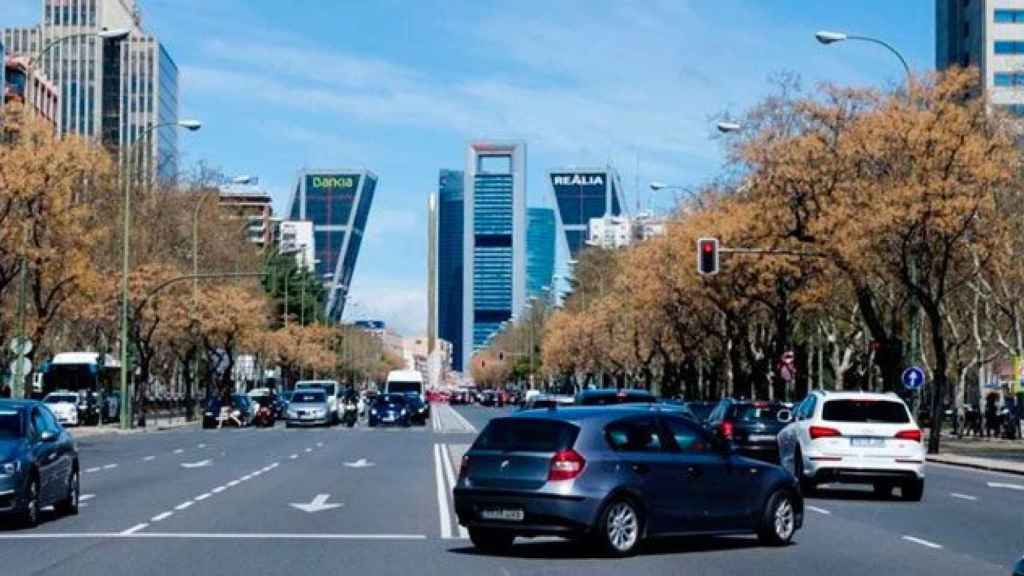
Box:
(84, 467), (101, 473)
(226, 480), (240, 487)
(174, 502), (193, 511)
(198, 444), (207, 449)
(290, 454), (298, 459)
(441, 444), (469, 538)
(195, 493), (211, 501)
(987, 482), (1024, 491)
(251, 470), (262, 477)
(150, 512), (174, 522)
(806, 505), (831, 515)
(316, 442), (323, 447)
(102, 464), (117, 470)
(344, 458), (375, 468)
(289, 494), (343, 513)
(79, 494), (95, 502)
(142, 456), (156, 462)
(951, 493), (978, 501)
(902, 535), (943, 549)
(269, 463), (279, 469)
(0, 533), (428, 540)
(240, 475), (253, 482)
(434, 444), (453, 540)
(120, 523), (149, 535)
(211, 486), (226, 494)
(173, 449), (184, 454)
(180, 459), (212, 469)
(304, 448), (312, 453)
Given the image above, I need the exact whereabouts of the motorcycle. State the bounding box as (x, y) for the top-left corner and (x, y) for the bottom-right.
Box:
(341, 401), (358, 428)
(254, 403), (275, 428)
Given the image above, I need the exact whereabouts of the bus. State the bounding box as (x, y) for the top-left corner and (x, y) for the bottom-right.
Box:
(41, 353), (121, 422)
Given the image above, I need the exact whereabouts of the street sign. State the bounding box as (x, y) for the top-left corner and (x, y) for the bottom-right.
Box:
(8, 357), (32, 378)
(902, 367), (925, 391)
(8, 337), (32, 357)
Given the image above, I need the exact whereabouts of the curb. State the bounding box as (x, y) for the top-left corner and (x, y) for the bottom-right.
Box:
(926, 455), (1024, 477)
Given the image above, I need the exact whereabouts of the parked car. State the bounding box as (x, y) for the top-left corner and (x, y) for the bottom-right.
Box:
(519, 394), (560, 411)
(285, 390), (332, 428)
(704, 399), (792, 463)
(0, 400), (79, 527)
(42, 392), (82, 427)
(574, 388), (657, 406)
(777, 390), (924, 500)
(454, 406), (803, 556)
(403, 392), (430, 425)
(368, 393), (411, 427)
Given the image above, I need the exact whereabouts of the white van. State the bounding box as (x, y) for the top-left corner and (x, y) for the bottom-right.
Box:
(385, 370), (424, 402)
(294, 380), (340, 425)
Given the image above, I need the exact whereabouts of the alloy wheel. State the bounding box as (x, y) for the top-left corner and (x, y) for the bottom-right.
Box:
(606, 501), (639, 552)
(773, 496), (795, 541)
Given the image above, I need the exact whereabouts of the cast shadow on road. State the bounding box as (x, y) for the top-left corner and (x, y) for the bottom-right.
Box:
(0, 509), (64, 532)
(449, 534), (775, 560)
(808, 486), (911, 502)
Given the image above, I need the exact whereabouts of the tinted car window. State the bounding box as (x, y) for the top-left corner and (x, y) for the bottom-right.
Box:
(475, 419), (579, 452)
(822, 400), (909, 424)
(605, 417), (664, 452)
(663, 417), (709, 453)
(380, 394), (407, 404)
(0, 409), (23, 439)
(730, 403), (785, 422)
(39, 407), (60, 432)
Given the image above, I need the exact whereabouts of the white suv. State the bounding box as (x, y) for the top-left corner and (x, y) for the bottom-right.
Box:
(777, 391), (925, 501)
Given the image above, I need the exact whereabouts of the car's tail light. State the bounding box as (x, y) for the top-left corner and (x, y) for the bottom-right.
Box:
(459, 454), (470, 481)
(809, 426), (842, 440)
(548, 449), (586, 482)
(718, 420), (734, 441)
(895, 429), (922, 443)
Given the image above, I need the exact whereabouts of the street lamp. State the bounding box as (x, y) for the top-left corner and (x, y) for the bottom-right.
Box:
(814, 30), (912, 96)
(716, 121), (743, 134)
(119, 119), (202, 429)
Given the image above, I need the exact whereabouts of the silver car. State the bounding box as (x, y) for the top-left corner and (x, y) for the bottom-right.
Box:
(284, 390), (331, 428)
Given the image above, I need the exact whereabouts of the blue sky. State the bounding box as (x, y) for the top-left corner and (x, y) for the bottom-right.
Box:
(6, 0), (934, 335)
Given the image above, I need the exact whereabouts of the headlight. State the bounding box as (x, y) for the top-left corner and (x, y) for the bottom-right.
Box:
(418, 407), (426, 413)
(0, 461), (20, 477)
(401, 409), (408, 416)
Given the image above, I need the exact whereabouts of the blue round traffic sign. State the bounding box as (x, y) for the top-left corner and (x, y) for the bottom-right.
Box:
(902, 367), (925, 391)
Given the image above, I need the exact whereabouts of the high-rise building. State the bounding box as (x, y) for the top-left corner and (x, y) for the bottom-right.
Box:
(937, 0), (1024, 115)
(463, 141), (526, 371)
(548, 166), (625, 259)
(218, 179), (275, 248)
(4, 0), (180, 182)
(4, 55), (61, 128)
(435, 169), (464, 371)
(287, 169), (377, 323)
(526, 207), (555, 300)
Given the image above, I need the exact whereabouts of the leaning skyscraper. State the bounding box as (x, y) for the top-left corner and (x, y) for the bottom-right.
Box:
(548, 166), (625, 258)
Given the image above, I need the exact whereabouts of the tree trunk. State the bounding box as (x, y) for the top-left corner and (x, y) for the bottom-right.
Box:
(924, 302), (948, 455)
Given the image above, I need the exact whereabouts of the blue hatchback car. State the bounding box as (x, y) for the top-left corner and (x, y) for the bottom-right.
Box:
(453, 406), (803, 556)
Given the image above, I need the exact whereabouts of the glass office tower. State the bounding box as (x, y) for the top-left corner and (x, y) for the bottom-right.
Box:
(436, 169), (465, 370)
(287, 170), (378, 323)
(548, 166), (624, 258)
(463, 141), (526, 371)
(526, 208), (555, 300)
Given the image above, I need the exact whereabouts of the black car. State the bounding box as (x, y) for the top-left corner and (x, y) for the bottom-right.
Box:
(705, 399), (792, 463)
(368, 394), (411, 427)
(0, 400), (80, 527)
(574, 388), (657, 406)
(403, 393), (430, 425)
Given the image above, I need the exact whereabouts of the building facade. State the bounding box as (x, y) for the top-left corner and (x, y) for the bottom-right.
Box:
(278, 220), (315, 271)
(937, 0), (1024, 114)
(462, 141), (526, 371)
(4, 55), (61, 128)
(218, 179), (275, 248)
(548, 166), (624, 259)
(287, 169), (377, 323)
(4, 0), (180, 182)
(526, 207), (555, 300)
(435, 169), (464, 371)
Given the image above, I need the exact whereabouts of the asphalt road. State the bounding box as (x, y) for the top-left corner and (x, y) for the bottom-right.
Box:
(0, 404), (1020, 576)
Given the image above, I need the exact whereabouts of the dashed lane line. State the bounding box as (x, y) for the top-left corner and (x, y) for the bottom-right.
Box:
(290, 454), (298, 459)
(102, 464), (117, 470)
(84, 467), (101, 474)
(174, 501), (193, 511)
(950, 493), (978, 501)
(142, 456), (156, 462)
(151, 512), (173, 522)
(195, 493), (211, 501)
(80, 494), (95, 502)
(902, 535), (943, 549)
(806, 505), (831, 515)
(173, 449), (184, 454)
(986, 481), (1024, 491)
(211, 486), (226, 494)
(120, 523), (149, 535)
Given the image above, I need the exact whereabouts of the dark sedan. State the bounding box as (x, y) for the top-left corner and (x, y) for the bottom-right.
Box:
(403, 393), (430, 425)
(0, 400), (79, 527)
(368, 394), (412, 427)
(454, 406), (802, 556)
(705, 399), (792, 463)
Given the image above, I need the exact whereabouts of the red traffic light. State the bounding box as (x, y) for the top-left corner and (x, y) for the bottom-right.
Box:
(697, 238), (720, 275)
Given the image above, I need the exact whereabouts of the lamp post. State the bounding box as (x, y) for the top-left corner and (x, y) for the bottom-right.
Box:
(119, 119), (201, 430)
(814, 29), (919, 376)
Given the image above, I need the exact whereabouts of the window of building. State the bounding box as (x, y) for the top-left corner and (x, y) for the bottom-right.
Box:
(994, 72), (1024, 86)
(996, 9), (1024, 23)
(994, 41), (1024, 54)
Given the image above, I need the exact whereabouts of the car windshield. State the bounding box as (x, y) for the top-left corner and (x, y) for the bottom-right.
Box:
(822, 399), (910, 424)
(292, 392), (325, 403)
(44, 395), (77, 404)
(0, 409), (23, 439)
(380, 394), (407, 404)
(474, 418), (579, 452)
(732, 403), (785, 422)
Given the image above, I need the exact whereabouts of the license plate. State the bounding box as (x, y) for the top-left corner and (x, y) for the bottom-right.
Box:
(748, 434), (776, 442)
(851, 437), (885, 447)
(481, 508), (524, 522)
(383, 416), (395, 422)
(301, 413), (313, 420)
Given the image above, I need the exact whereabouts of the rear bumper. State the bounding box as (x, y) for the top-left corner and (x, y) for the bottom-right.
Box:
(805, 456), (925, 483)
(286, 417), (330, 426)
(453, 488), (600, 536)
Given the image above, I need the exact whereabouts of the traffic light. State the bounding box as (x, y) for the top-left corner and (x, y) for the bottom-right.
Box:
(697, 238), (719, 275)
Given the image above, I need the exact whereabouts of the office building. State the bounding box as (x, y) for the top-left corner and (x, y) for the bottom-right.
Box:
(4, 0), (180, 182)
(937, 0), (1024, 114)
(218, 178), (275, 248)
(287, 169), (377, 323)
(463, 141), (526, 371)
(278, 220), (315, 271)
(526, 207), (555, 300)
(4, 54), (61, 129)
(587, 211), (668, 250)
(435, 169), (464, 371)
(548, 166), (624, 258)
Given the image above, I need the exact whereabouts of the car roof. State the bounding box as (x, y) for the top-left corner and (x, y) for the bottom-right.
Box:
(812, 391), (904, 401)
(501, 405), (679, 425)
(0, 399), (41, 410)
(577, 388), (654, 397)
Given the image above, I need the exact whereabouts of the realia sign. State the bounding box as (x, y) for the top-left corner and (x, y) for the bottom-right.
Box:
(552, 174), (604, 186)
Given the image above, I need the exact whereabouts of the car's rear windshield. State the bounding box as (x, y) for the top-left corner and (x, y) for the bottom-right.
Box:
(578, 392), (655, 406)
(388, 381), (421, 394)
(474, 418), (579, 452)
(44, 395), (77, 404)
(292, 392), (325, 403)
(0, 410), (22, 438)
(731, 403), (785, 422)
(822, 399), (910, 423)
(381, 394), (407, 404)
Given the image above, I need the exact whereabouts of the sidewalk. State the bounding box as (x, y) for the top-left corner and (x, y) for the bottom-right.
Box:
(925, 432), (1024, 475)
(70, 415), (195, 439)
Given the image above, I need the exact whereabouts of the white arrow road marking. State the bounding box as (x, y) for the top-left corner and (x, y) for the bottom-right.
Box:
(343, 458), (375, 468)
(806, 505), (831, 515)
(987, 482), (1024, 491)
(902, 535), (943, 549)
(290, 494), (343, 513)
(180, 459), (212, 469)
(951, 493), (978, 501)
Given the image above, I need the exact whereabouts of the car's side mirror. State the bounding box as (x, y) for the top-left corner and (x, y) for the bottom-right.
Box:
(40, 431), (58, 443)
(777, 409), (793, 424)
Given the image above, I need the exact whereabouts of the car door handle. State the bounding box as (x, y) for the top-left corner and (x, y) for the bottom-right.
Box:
(685, 466), (703, 479)
(629, 463), (649, 475)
